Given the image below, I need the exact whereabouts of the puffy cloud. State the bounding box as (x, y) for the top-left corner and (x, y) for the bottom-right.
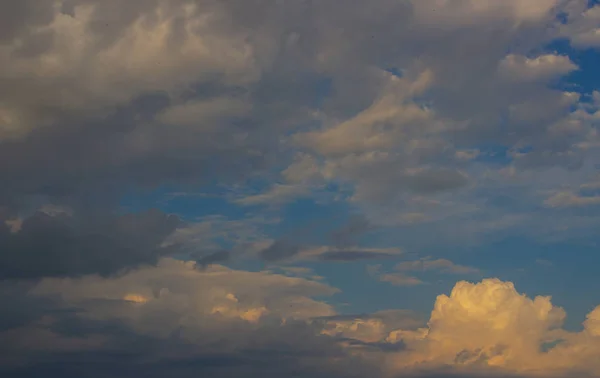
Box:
(584, 306), (600, 336)
(562, 5), (600, 48)
(320, 310), (424, 344)
(0, 0), (257, 140)
(498, 54), (578, 82)
(544, 190), (600, 207)
(380, 279), (600, 376)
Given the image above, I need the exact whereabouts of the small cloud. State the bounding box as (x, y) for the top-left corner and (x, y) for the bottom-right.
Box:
(379, 273), (424, 286)
(299, 246), (403, 262)
(234, 184), (310, 206)
(369, 258), (479, 287)
(367, 264), (424, 286)
(544, 191), (600, 208)
(259, 240), (300, 262)
(498, 54), (578, 82)
(535, 258), (553, 267)
(123, 294), (149, 303)
(395, 257), (480, 275)
(455, 149), (480, 161)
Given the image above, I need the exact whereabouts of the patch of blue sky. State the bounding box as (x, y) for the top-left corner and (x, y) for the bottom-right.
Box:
(546, 39), (600, 95)
(119, 184), (246, 221)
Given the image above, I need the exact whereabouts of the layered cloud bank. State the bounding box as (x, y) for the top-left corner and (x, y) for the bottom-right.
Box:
(0, 260), (598, 377)
(2, 0), (600, 377)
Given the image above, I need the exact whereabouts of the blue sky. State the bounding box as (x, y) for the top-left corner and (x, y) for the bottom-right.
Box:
(3, 1), (600, 377)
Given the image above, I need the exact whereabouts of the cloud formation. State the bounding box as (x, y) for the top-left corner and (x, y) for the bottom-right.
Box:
(2, 0), (600, 377)
(1, 264), (599, 377)
(0, 208), (180, 279)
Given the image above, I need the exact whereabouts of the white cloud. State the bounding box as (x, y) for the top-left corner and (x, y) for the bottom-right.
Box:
(498, 54), (578, 82)
(380, 278), (600, 376)
(562, 5), (600, 47)
(544, 190), (600, 207)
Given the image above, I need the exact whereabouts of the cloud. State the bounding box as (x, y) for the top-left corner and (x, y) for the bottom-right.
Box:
(329, 214), (373, 247)
(369, 258), (480, 286)
(162, 215), (275, 259)
(258, 240), (404, 263)
(259, 239), (301, 262)
(395, 258), (480, 275)
(2, 265), (600, 377)
(498, 54), (578, 82)
(379, 273), (425, 287)
(0, 258), (375, 378)
(0, 0), (599, 251)
(319, 310), (425, 343)
(0, 208), (181, 279)
(379, 279), (600, 376)
(298, 246), (404, 262)
(234, 184), (311, 206)
(2, 1), (600, 376)
(544, 190), (600, 207)
(562, 5), (600, 48)
(196, 250), (230, 267)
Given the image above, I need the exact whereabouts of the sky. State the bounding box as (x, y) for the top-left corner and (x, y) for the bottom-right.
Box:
(1, 1), (600, 377)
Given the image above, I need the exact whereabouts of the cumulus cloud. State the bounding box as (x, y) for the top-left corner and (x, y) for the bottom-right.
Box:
(362, 279), (600, 377)
(562, 5), (600, 48)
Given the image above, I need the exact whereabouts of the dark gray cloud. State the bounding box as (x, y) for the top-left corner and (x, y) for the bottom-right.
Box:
(317, 250), (397, 262)
(259, 240), (300, 262)
(0, 283), (374, 378)
(196, 250), (231, 266)
(405, 169), (469, 194)
(0, 209), (181, 280)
